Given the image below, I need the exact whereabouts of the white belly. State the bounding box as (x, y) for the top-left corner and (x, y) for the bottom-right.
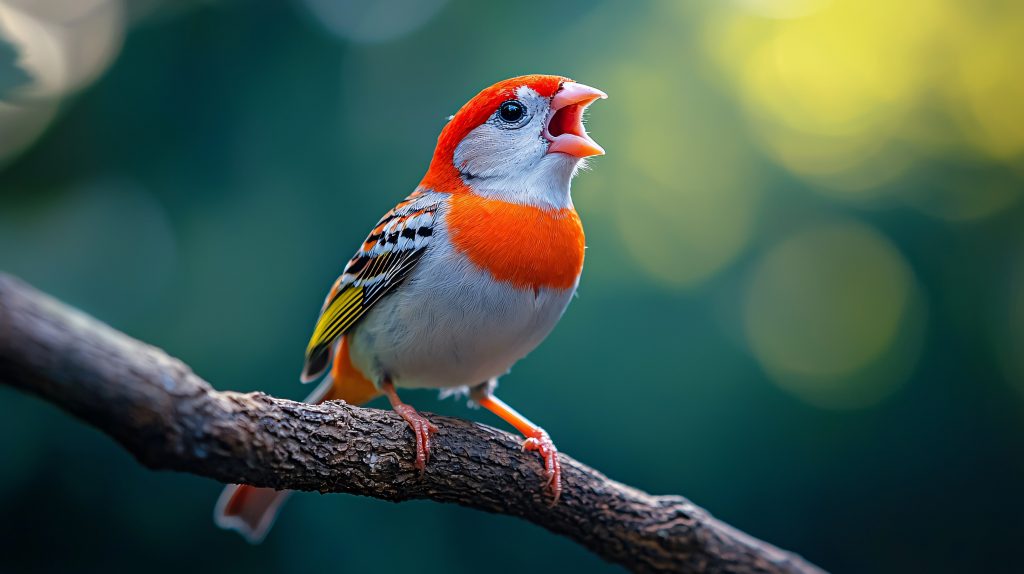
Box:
(347, 235), (577, 390)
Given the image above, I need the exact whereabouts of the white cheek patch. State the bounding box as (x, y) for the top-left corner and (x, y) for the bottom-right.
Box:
(454, 124), (544, 179)
(453, 87), (549, 180)
(449, 85), (584, 209)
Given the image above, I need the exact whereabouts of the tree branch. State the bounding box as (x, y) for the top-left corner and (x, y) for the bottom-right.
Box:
(0, 273), (825, 574)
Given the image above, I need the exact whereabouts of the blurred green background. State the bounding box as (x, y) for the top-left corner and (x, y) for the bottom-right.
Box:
(2, 0), (1023, 572)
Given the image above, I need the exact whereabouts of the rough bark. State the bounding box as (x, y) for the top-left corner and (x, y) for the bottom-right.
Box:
(0, 273), (826, 574)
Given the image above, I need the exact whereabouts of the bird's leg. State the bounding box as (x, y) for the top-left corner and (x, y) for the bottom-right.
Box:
(381, 379), (437, 471)
(476, 393), (562, 502)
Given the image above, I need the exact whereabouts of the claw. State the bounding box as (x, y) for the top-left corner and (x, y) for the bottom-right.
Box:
(523, 429), (561, 503)
(394, 404), (437, 471)
(381, 380), (437, 472)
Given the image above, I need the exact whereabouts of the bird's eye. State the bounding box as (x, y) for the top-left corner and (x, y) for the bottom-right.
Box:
(498, 100), (526, 124)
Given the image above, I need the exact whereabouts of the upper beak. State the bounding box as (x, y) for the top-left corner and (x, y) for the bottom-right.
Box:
(544, 81), (607, 158)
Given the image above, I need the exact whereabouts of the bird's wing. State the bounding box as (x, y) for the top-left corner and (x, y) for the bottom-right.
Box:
(300, 191), (440, 382)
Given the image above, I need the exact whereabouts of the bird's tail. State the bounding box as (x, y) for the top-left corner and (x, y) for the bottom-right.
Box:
(214, 337), (379, 543)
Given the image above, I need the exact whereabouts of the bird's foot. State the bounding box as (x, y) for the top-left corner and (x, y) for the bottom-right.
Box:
(523, 428), (561, 503)
(393, 403), (438, 471)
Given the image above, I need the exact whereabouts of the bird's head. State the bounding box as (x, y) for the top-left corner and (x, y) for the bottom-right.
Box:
(420, 74), (606, 207)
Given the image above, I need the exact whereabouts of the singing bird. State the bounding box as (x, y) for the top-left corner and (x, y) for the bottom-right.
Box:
(215, 74), (606, 543)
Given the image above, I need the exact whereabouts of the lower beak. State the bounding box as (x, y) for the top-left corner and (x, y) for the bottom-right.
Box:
(544, 81), (607, 158)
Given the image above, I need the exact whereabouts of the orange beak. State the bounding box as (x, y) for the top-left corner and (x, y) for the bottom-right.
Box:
(544, 82), (607, 158)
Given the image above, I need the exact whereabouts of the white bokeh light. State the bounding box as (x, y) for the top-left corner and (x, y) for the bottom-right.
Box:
(300, 0), (447, 44)
(0, 0), (125, 98)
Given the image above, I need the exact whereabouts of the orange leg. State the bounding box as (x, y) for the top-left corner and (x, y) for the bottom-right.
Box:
(477, 394), (562, 502)
(381, 379), (438, 471)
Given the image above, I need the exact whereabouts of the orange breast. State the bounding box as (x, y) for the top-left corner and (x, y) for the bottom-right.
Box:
(446, 193), (585, 291)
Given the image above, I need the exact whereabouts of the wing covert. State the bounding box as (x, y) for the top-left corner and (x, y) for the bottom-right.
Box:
(300, 192), (439, 382)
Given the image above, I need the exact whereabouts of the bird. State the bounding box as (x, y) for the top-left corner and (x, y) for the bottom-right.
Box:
(214, 74), (606, 543)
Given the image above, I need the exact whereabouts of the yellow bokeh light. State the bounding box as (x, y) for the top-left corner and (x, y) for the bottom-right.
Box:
(614, 170), (757, 288)
(705, 0), (1024, 210)
(600, 64), (761, 288)
(743, 220), (925, 408)
(730, 0), (832, 20)
(947, 6), (1024, 161)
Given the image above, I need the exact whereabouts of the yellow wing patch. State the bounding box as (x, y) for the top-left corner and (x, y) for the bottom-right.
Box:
(305, 286), (364, 356)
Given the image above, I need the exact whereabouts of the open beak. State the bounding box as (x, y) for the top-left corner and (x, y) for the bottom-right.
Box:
(544, 81), (607, 158)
